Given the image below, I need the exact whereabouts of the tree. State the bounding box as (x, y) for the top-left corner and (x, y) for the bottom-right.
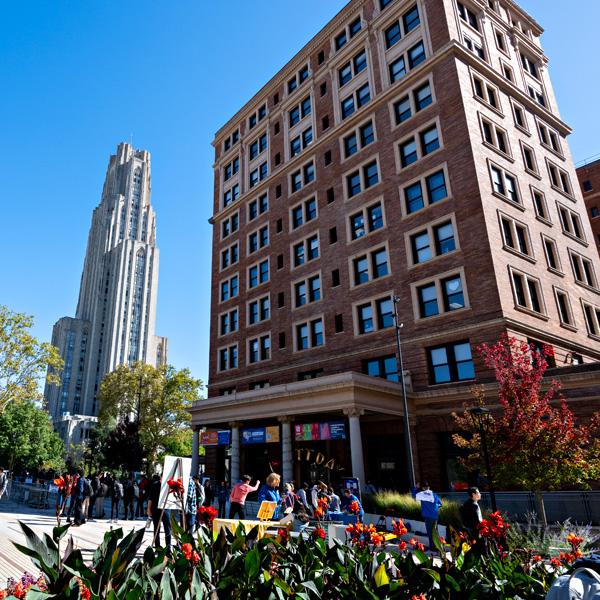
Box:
(0, 305), (63, 412)
(98, 362), (202, 469)
(453, 334), (600, 524)
(0, 399), (65, 472)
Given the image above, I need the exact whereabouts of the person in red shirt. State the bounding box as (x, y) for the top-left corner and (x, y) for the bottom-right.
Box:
(228, 474), (260, 519)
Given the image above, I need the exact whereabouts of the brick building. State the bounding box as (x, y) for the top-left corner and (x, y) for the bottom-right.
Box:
(577, 158), (600, 257)
(190, 0), (600, 492)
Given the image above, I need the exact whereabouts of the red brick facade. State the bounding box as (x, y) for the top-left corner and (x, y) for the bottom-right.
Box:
(577, 158), (600, 257)
(195, 0), (600, 491)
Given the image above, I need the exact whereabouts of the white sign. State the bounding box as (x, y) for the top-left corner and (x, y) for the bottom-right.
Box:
(159, 455), (192, 511)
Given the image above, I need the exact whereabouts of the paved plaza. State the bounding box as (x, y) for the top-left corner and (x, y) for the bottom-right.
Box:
(0, 497), (156, 587)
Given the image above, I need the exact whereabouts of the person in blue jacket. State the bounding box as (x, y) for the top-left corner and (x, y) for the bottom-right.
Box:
(412, 481), (443, 552)
(258, 472), (281, 516)
(341, 488), (364, 521)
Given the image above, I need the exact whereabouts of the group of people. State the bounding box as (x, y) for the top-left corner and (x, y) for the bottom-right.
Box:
(412, 482), (488, 553)
(227, 474), (364, 522)
(58, 469), (152, 526)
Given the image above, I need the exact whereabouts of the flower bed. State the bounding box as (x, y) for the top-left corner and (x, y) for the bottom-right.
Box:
(0, 513), (592, 599)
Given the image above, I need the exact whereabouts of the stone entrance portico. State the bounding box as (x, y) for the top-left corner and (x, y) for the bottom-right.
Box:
(190, 371), (415, 492)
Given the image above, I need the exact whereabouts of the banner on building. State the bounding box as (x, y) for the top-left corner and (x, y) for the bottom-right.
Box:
(294, 420), (346, 441)
(201, 430), (231, 446)
(241, 426), (280, 444)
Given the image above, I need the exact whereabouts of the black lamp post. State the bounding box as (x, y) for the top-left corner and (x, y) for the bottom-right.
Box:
(392, 296), (416, 492)
(468, 406), (497, 512)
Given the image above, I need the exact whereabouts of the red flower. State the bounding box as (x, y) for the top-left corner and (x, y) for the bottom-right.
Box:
(312, 526), (326, 540)
(392, 519), (408, 537)
(197, 505), (218, 527)
(181, 543), (193, 561)
(277, 528), (289, 544)
(348, 500), (361, 515)
(533, 555), (542, 562)
(167, 478), (184, 497)
(411, 595), (428, 600)
(192, 551), (200, 565)
(77, 578), (91, 600)
(477, 511), (509, 540)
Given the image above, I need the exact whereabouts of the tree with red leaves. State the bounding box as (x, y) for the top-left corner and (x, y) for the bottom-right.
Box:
(454, 334), (599, 524)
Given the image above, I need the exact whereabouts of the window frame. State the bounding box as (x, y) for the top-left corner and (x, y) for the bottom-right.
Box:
(353, 294), (395, 336)
(344, 156), (381, 200)
(291, 231), (320, 269)
(405, 213), (459, 268)
(396, 118), (443, 171)
(410, 267), (469, 321)
(293, 316), (325, 352)
(508, 266), (548, 318)
(349, 243), (391, 288)
(292, 271), (323, 309)
(347, 198), (386, 242)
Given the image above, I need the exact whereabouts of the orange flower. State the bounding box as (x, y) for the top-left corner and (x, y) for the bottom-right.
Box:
(181, 543), (193, 560)
(392, 519), (408, 537)
(192, 551), (200, 565)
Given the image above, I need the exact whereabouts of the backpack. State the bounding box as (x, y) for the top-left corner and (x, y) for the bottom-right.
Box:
(546, 567), (600, 600)
(83, 478), (93, 498)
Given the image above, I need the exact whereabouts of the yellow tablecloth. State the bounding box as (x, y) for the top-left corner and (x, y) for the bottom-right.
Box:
(213, 518), (281, 540)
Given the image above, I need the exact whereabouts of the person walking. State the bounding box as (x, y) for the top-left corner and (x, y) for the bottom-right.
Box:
(203, 480), (214, 507)
(297, 483), (311, 514)
(258, 473), (281, 504)
(280, 482), (297, 514)
(95, 476), (107, 519)
(66, 472), (79, 523)
(111, 475), (124, 521)
(328, 486), (341, 513)
(460, 487), (484, 542)
(413, 482), (443, 552)
(136, 474), (148, 518)
(124, 475), (136, 520)
(216, 480), (229, 518)
(73, 469), (87, 526)
(88, 473), (100, 520)
(186, 475), (198, 533)
(0, 467), (8, 503)
(147, 473), (171, 551)
(195, 477), (205, 508)
(229, 475), (260, 519)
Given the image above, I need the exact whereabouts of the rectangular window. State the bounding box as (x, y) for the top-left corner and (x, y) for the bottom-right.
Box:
(221, 212), (239, 239)
(500, 215), (531, 257)
(531, 188), (549, 222)
(295, 318), (324, 350)
(548, 162), (573, 197)
(349, 201), (384, 240)
(343, 119), (375, 158)
(362, 355), (398, 381)
(248, 295), (270, 325)
(481, 116), (509, 155)
(356, 296), (393, 334)
(413, 271), (467, 319)
(520, 52), (539, 79)
(554, 288), (574, 327)
(570, 251), (597, 289)
(220, 274), (239, 302)
(409, 219), (456, 265)
(543, 237), (561, 272)
(427, 340), (475, 384)
(341, 84), (371, 120)
(249, 334), (270, 363)
(294, 274), (321, 308)
(248, 259), (269, 289)
(473, 75), (499, 110)
(399, 123), (441, 168)
(290, 161), (315, 193)
(457, 2), (479, 30)
(404, 169), (448, 214)
(583, 301), (600, 337)
(338, 50), (368, 88)
(293, 234), (320, 267)
(388, 40), (426, 84)
(522, 143), (538, 175)
(490, 164), (520, 204)
(248, 193), (268, 221)
(219, 309), (239, 336)
(220, 243), (239, 269)
(352, 246), (389, 285)
(346, 160), (379, 198)
(219, 345), (238, 371)
(291, 197), (317, 230)
(538, 121), (562, 154)
(511, 269), (545, 314)
(558, 204), (585, 242)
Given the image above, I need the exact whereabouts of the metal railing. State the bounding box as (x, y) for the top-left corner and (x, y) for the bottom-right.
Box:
(440, 491), (600, 524)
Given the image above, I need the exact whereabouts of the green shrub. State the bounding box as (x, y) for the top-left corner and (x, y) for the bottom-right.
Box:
(367, 491), (463, 529)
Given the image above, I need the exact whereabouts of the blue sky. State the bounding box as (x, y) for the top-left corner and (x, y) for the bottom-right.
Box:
(1, 1), (599, 388)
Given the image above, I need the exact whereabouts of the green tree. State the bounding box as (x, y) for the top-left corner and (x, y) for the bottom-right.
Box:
(0, 305), (63, 412)
(98, 362), (202, 469)
(0, 399), (65, 472)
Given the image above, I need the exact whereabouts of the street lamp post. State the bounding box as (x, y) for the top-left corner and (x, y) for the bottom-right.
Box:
(392, 296), (416, 492)
(468, 406), (497, 512)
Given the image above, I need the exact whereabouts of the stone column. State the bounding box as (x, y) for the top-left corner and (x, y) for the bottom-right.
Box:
(191, 427), (200, 477)
(278, 417), (293, 484)
(229, 422), (241, 485)
(344, 408), (366, 493)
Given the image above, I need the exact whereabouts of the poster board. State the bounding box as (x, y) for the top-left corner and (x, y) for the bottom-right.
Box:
(158, 455), (192, 511)
(257, 501), (278, 521)
(342, 477), (361, 501)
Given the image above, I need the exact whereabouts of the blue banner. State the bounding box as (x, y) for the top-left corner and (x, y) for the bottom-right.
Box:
(218, 430), (230, 445)
(241, 427), (266, 444)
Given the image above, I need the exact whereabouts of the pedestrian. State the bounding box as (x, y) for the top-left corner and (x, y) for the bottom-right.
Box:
(203, 480), (214, 507)
(328, 486), (341, 513)
(0, 467), (8, 502)
(460, 487), (484, 542)
(124, 475), (136, 520)
(310, 481), (328, 510)
(186, 475), (199, 533)
(280, 482), (297, 515)
(66, 472), (79, 523)
(341, 488), (364, 521)
(88, 473), (100, 520)
(136, 474), (148, 518)
(195, 477), (205, 507)
(297, 482), (311, 514)
(147, 473), (171, 551)
(95, 476), (107, 519)
(111, 475), (124, 521)
(73, 469), (87, 526)
(413, 482), (443, 552)
(216, 480), (229, 518)
(229, 475), (260, 519)
(258, 473), (281, 504)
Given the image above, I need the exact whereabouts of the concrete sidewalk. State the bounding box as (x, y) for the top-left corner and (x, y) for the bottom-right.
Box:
(0, 497), (158, 587)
